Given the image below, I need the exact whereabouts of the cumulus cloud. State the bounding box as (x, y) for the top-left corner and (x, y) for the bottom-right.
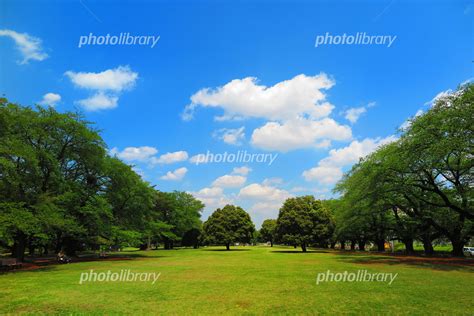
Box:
(239, 182), (292, 223)
(184, 74), (356, 152)
(39, 93), (61, 107)
(302, 136), (397, 184)
(232, 166), (251, 175)
(65, 66), (138, 91)
(213, 127), (245, 145)
(262, 178), (283, 186)
(344, 107), (366, 123)
(76, 92), (118, 111)
(151, 151), (189, 164)
(65, 66), (138, 111)
(0, 29), (48, 64)
(110, 146), (158, 162)
(250, 117), (351, 152)
(212, 175), (247, 188)
(160, 167), (188, 181)
(239, 183), (291, 202)
(189, 186), (233, 210)
(183, 74), (334, 121)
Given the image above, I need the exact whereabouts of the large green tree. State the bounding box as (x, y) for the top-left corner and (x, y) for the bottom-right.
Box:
(276, 196), (334, 252)
(0, 99), (108, 259)
(203, 205), (255, 250)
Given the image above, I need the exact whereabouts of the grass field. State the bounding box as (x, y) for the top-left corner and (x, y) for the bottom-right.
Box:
(1, 246), (473, 315)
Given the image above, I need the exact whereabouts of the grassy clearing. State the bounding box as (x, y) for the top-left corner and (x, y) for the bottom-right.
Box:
(1, 246), (473, 315)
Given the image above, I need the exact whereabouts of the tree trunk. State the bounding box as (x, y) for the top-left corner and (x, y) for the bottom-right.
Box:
(301, 243), (307, 252)
(451, 239), (465, 257)
(270, 241), (273, 247)
(358, 240), (366, 251)
(12, 233), (26, 261)
(226, 243), (230, 251)
(376, 239), (385, 252)
(28, 242), (36, 256)
(340, 240), (345, 250)
(422, 238), (434, 256)
(350, 240), (356, 250)
(403, 238), (415, 255)
(293, 245), (297, 248)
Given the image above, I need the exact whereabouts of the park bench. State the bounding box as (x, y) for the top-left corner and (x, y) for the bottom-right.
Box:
(0, 258), (23, 271)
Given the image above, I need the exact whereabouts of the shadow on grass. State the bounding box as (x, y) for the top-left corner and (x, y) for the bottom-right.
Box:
(334, 253), (474, 272)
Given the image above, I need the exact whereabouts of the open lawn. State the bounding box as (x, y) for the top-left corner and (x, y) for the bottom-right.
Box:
(1, 246), (473, 315)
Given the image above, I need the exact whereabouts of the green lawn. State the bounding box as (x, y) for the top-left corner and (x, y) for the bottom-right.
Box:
(1, 246), (473, 315)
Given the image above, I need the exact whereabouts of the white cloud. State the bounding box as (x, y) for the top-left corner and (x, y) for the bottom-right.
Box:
(160, 167), (188, 181)
(189, 186), (233, 210)
(239, 183), (291, 202)
(65, 66), (138, 92)
(232, 166), (251, 175)
(213, 127), (245, 145)
(262, 178), (283, 186)
(302, 136), (397, 184)
(344, 107), (367, 124)
(77, 92), (118, 111)
(65, 66), (138, 111)
(151, 151), (189, 164)
(250, 117), (351, 152)
(302, 165), (343, 185)
(0, 29), (48, 64)
(183, 74), (335, 121)
(184, 74), (356, 152)
(239, 182), (292, 223)
(39, 93), (61, 107)
(250, 201), (285, 218)
(110, 146), (158, 162)
(212, 175), (247, 188)
(209, 166), (251, 188)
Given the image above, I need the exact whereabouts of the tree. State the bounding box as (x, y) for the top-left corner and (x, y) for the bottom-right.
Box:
(260, 219), (277, 246)
(0, 99), (108, 259)
(276, 196), (334, 252)
(153, 191), (204, 249)
(203, 205), (255, 250)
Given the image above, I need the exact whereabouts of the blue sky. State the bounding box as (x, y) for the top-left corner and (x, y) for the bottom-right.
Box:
(1, 0), (472, 226)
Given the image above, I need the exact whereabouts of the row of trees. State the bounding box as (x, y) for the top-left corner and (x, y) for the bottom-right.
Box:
(0, 98), (204, 260)
(331, 84), (473, 256)
(256, 84), (472, 256)
(2, 83), (471, 258)
(203, 196), (334, 252)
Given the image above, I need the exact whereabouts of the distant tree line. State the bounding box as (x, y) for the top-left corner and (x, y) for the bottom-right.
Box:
(1, 82), (472, 259)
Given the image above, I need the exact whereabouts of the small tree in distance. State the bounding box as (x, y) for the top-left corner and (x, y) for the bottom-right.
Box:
(260, 219), (277, 247)
(203, 205), (255, 250)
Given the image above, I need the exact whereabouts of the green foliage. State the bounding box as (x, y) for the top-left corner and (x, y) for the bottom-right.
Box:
(276, 196), (334, 252)
(259, 219), (277, 246)
(203, 205), (255, 250)
(0, 98), (204, 258)
(334, 83), (474, 255)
